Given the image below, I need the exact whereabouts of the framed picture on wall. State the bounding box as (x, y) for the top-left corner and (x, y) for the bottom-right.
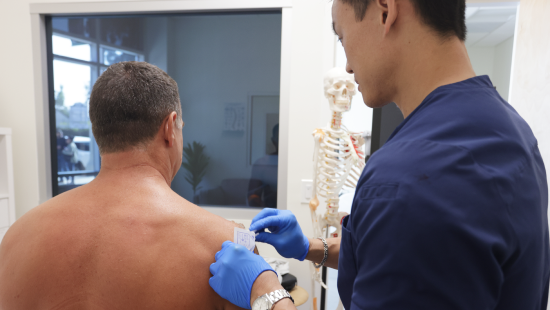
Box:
(248, 95), (280, 166)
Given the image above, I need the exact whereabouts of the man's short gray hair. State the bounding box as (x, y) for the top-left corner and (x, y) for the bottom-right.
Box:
(89, 61), (182, 154)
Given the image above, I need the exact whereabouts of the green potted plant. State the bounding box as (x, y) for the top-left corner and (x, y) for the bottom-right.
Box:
(181, 141), (210, 203)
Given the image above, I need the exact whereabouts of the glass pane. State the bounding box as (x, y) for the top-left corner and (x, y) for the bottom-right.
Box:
(53, 59), (99, 193)
(52, 34), (95, 62)
(99, 18), (144, 50)
(52, 17), (97, 39)
(248, 96), (279, 208)
(168, 13), (282, 208)
(101, 46), (140, 65)
(49, 12), (281, 203)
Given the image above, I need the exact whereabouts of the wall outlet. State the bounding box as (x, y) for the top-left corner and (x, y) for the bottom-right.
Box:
(301, 179), (313, 204)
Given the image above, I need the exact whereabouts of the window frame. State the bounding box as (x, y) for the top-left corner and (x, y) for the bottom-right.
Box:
(31, 0), (293, 219)
(48, 23), (146, 196)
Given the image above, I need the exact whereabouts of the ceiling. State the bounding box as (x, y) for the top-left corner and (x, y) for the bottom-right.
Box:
(465, 4), (518, 48)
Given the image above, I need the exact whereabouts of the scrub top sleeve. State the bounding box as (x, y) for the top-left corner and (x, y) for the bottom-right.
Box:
(347, 195), (504, 309)
(347, 180), (509, 309)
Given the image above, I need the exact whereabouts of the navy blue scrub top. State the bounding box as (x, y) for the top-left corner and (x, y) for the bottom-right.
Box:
(338, 76), (549, 310)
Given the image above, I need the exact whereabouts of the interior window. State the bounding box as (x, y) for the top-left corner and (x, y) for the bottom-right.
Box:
(48, 12), (282, 209)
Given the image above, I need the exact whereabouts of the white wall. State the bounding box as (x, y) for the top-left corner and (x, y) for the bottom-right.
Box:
(468, 46), (496, 77)
(509, 0), (550, 215)
(493, 36), (514, 101)
(0, 0), (43, 222)
(467, 36), (515, 101)
(508, 0), (550, 306)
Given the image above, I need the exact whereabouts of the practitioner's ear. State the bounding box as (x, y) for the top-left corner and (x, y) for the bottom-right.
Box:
(163, 112), (178, 147)
(375, 0), (398, 37)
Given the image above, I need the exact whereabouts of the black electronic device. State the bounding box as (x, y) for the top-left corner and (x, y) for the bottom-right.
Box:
(370, 102), (404, 156)
(281, 273), (297, 292)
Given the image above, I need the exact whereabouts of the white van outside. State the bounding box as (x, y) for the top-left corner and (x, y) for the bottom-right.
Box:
(73, 136), (91, 170)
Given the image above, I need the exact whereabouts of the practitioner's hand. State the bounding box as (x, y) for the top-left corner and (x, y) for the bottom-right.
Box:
(250, 209), (309, 261)
(209, 241), (275, 309)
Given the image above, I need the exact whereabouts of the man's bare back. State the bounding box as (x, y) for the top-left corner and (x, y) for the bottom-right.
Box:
(0, 62), (253, 309)
(0, 166), (246, 310)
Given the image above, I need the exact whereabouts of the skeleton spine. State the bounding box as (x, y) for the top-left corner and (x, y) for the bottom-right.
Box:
(331, 111), (343, 129)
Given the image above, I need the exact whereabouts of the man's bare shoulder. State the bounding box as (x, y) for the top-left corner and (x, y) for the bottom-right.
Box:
(0, 183), (248, 310)
(0, 189), (83, 309)
(0, 185), (97, 265)
(0, 189), (70, 252)
(160, 190), (241, 248)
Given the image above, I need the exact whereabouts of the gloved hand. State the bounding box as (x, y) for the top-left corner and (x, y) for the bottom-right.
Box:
(249, 209), (309, 261)
(209, 241), (275, 309)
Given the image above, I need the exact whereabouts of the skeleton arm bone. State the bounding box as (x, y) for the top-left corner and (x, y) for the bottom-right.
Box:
(309, 130), (324, 238)
(309, 131), (323, 211)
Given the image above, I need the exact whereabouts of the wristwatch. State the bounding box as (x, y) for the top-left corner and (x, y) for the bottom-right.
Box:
(252, 289), (294, 310)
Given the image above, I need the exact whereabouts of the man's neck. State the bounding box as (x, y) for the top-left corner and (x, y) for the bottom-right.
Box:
(393, 36), (476, 118)
(96, 149), (173, 187)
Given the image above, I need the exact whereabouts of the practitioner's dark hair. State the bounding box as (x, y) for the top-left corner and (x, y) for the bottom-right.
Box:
(89, 61), (182, 154)
(341, 0), (467, 41)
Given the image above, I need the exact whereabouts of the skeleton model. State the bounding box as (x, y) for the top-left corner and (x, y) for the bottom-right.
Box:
(309, 68), (366, 291)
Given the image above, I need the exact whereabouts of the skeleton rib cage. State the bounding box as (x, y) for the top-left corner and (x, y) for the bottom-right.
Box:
(311, 125), (365, 237)
(314, 127), (365, 202)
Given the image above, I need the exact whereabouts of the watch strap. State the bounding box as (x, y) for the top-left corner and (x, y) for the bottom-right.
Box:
(266, 289), (294, 306)
(252, 289), (294, 310)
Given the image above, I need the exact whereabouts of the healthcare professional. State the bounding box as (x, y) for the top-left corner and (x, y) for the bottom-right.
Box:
(209, 0), (550, 309)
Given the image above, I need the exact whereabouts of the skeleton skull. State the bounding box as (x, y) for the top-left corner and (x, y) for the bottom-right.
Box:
(323, 67), (357, 113)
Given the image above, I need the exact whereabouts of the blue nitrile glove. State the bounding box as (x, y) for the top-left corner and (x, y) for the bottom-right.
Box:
(209, 241), (275, 309)
(249, 209), (309, 261)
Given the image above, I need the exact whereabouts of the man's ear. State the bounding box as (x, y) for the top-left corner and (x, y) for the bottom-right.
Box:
(376, 0), (398, 37)
(163, 111), (178, 147)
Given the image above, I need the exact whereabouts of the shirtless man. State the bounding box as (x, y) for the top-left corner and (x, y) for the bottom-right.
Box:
(0, 61), (248, 310)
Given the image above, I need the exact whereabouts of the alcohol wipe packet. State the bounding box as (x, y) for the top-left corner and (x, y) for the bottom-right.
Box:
(234, 227), (256, 252)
